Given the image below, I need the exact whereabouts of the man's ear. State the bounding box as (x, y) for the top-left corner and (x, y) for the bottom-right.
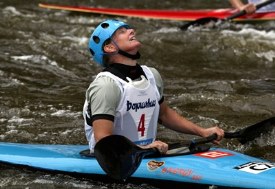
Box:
(103, 43), (116, 53)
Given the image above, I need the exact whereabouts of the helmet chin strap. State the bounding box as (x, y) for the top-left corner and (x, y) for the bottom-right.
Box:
(111, 39), (141, 60)
(118, 49), (141, 60)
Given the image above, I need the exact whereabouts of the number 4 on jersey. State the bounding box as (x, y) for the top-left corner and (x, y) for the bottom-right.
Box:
(138, 114), (145, 137)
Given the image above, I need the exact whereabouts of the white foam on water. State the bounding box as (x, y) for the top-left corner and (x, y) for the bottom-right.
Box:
(0, 69), (23, 87)
(3, 6), (21, 16)
(0, 118), (7, 123)
(255, 128), (275, 146)
(222, 28), (275, 63)
(239, 28), (275, 39)
(11, 55), (59, 67)
(10, 54), (80, 79)
(255, 50), (275, 62)
(61, 36), (88, 46)
(5, 129), (18, 135)
(11, 55), (33, 61)
(50, 109), (81, 118)
(7, 116), (33, 127)
(33, 179), (54, 184)
(153, 27), (179, 33)
(33, 178), (94, 188)
(7, 116), (33, 124)
(223, 28), (275, 39)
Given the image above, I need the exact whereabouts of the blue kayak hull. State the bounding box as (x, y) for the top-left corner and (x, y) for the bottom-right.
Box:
(0, 142), (274, 188)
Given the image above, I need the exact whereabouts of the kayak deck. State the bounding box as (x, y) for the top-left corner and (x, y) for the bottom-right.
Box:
(39, 3), (275, 21)
(0, 142), (274, 188)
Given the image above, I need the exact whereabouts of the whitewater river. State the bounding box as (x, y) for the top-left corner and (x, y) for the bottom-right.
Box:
(0, 0), (275, 188)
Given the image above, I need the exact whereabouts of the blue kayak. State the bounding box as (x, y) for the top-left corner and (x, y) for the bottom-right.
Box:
(0, 142), (274, 188)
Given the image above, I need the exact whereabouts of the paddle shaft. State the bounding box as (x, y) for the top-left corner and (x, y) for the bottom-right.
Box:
(175, 117), (275, 146)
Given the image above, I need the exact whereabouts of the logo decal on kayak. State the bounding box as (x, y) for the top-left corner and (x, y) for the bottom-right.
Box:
(149, 160), (203, 181)
(235, 162), (275, 174)
(161, 167), (202, 181)
(147, 160), (165, 171)
(194, 150), (234, 159)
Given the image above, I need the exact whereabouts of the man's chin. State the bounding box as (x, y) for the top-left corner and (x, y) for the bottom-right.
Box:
(127, 44), (141, 54)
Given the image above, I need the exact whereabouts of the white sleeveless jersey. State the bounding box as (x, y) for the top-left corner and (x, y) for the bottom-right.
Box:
(83, 66), (161, 151)
(249, 0), (275, 12)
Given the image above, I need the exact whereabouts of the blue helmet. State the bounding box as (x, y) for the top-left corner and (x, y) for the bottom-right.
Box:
(88, 20), (129, 66)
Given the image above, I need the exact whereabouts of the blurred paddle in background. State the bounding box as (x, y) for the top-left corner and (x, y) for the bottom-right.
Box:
(180, 0), (275, 30)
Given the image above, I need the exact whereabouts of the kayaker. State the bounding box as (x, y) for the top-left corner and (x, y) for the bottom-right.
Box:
(229, 0), (275, 14)
(83, 19), (224, 154)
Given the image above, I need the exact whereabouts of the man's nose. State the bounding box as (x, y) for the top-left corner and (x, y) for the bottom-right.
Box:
(128, 28), (135, 34)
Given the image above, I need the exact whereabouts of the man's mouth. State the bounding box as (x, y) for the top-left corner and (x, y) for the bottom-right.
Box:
(130, 36), (136, 41)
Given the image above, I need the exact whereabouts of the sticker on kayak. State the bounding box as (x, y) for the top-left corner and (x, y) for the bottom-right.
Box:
(194, 150), (234, 159)
(147, 160), (165, 171)
(235, 162), (275, 174)
(147, 160), (202, 181)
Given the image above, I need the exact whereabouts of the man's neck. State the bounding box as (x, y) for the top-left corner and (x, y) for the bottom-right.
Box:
(106, 63), (146, 81)
(111, 55), (137, 66)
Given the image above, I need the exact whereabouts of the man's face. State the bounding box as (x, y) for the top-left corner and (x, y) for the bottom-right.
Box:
(111, 27), (141, 54)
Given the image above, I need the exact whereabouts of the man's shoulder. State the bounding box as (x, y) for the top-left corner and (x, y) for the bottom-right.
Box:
(145, 66), (162, 81)
(87, 73), (121, 96)
(94, 73), (117, 84)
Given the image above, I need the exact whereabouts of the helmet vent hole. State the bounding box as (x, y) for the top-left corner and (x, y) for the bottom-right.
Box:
(93, 36), (100, 44)
(90, 49), (95, 56)
(101, 23), (109, 29)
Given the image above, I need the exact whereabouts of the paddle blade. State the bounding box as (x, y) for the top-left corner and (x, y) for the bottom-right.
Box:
(94, 135), (157, 180)
(225, 117), (275, 144)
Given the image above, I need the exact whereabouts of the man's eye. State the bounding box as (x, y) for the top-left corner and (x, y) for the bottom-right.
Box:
(119, 28), (127, 33)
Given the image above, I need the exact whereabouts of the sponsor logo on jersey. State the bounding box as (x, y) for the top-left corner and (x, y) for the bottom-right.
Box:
(234, 162), (275, 174)
(126, 98), (156, 112)
(134, 138), (153, 146)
